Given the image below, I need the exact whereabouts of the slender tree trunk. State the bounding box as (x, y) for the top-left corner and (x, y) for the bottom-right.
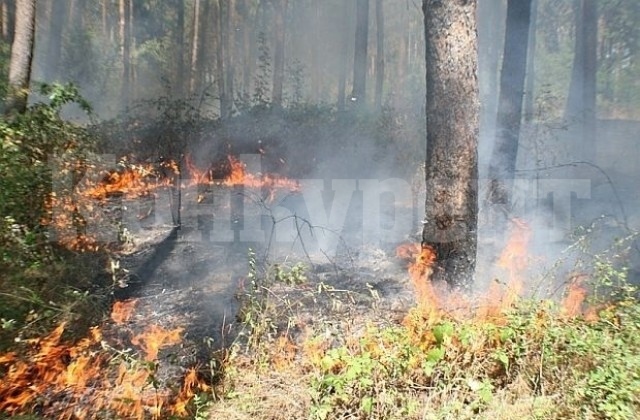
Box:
(44, 0), (66, 81)
(175, 0), (185, 97)
(337, 0), (351, 112)
(487, 0), (532, 213)
(223, 0), (235, 115)
(1, 0), (15, 45)
(374, 0), (384, 112)
(101, 0), (108, 39)
(352, 0), (369, 109)
(4, 0), (35, 115)
(565, 0), (597, 161)
(189, 0), (201, 94)
(119, 0), (131, 109)
(524, 0), (538, 121)
(422, 0), (480, 288)
(477, 0), (507, 147)
(240, 0), (252, 96)
(196, 0), (211, 94)
(271, 0), (287, 108)
(213, 0), (228, 118)
(310, 0), (319, 102)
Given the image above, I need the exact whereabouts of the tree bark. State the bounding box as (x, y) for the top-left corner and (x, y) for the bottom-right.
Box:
(4, 0), (35, 116)
(422, 0), (480, 289)
(271, 0), (287, 108)
(487, 0), (532, 212)
(374, 0), (384, 112)
(565, 0), (597, 161)
(352, 0), (369, 109)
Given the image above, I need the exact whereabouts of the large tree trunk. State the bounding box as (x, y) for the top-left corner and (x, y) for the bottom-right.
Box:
(351, 0), (369, 109)
(422, 0), (480, 289)
(4, 0), (35, 116)
(374, 0), (384, 112)
(565, 0), (597, 161)
(487, 0), (532, 213)
(271, 0), (287, 108)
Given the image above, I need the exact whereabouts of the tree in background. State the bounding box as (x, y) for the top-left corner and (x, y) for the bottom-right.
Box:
(4, 0), (34, 115)
(487, 0), (533, 217)
(422, 0), (480, 288)
(351, 0), (369, 109)
(565, 0), (597, 161)
(271, 0), (287, 108)
(374, 0), (385, 113)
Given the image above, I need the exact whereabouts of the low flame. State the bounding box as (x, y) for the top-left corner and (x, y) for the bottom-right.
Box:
(396, 243), (439, 318)
(111, 299), (138, 324)
(0, 303), (208, 418)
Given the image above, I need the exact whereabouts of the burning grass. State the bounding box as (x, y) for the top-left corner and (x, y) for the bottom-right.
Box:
(0, 301), (213, 419)
(208, 221), (640, 420)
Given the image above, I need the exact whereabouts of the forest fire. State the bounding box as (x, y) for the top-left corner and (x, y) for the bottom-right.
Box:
(399, 218), (593, 322)
(45, 154), (300, 251)
(183, 154), (300, 193)
(0, 303), (208, 418)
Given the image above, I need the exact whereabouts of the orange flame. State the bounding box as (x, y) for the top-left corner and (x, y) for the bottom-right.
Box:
(397, 243), (438, 318)
(131, 325), (184, 361)
(111, 299), (138, 324)
(562, 275), (588, 317)
(0, 316), (204, 418)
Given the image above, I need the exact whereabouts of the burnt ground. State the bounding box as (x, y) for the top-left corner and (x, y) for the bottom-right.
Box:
(101, 184), (421, 392)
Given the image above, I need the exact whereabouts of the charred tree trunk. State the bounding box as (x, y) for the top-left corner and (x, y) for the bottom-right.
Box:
(374, 0), (384, 112)
(487, 0), (532, 213)
(352, 0), (369, 109)
(422, 0), (480, 289)
(565, 0), (597, 161)
(4, 0), (35, 116)
(271, 0), (287, 108)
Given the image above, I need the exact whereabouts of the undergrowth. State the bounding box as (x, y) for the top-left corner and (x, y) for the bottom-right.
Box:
(213, 238), (640, 420)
